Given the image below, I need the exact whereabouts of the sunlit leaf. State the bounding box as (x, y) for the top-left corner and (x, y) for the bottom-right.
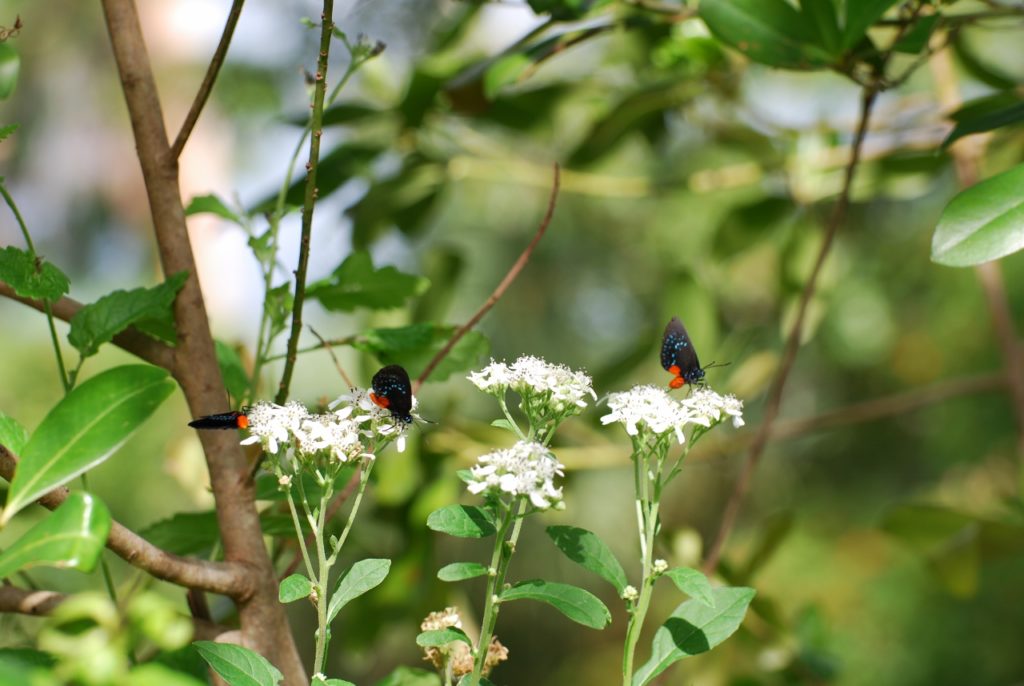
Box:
(416, 628), (471, 647)
(0, 410), (30, 454)
(427, 505), (496, 538)
(0, 246), (69, 301)
(278, 574), (312, 603)
(931, 163), (1024, 266)
(546, 525), (628, 593)
(501, 580), (611, 629)
(193, 641), (282, 686)
(632, 587), (755, 686)
(185, 194), (243, 225)
(484, 53), (532, 100)
(68, 272), (187, 357)
(662, 567), (714, 608)
(437, 561), (489, 581)
(327, 558), (392, 622)
(0, 493), (111, 578)
(2, 365), (176, 524)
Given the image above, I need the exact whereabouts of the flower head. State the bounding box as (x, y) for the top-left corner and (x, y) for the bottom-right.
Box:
(466, 441), (565, 509)
(330, 387), (418, 452)
(469, 356), (596, 420)
(600, 385), (692, 444)
(240, 400), (310, 454)
(681, 387), (745, 428)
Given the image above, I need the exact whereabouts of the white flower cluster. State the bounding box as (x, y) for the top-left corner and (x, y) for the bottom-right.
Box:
(468, 356), (596, 414)
(240, 387), (416, 463)
(466, 441), (565, 510)
(600, 384), (744, 443)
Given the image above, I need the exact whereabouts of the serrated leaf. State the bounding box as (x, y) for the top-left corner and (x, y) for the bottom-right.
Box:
(416, 627), (472, 648)
(501, 579), (611, 629)
(193, 641), (283, 686)
(663, 567), (714, 608)
(427, 505), (496, 538)
(278, 573), (312, 603)
(931, 163), (1024, 266)
(0, 246), (69, 301)
(0, 493), (111, 578)
(0, 410), (30, 453)
(2, 365), (176, 524)
(700, 0), (832, 69)
(139, 511), (220, 556)
(354, 324), (489, 382)
(307, 251), (428, 312)
(546, 525), (628, 593)
(0, 43), (19, 100)
(68, 272), (187, 357)
(632, 587), (755, 686)
(326, 558), (392, 622)
(374, 666), (441, 686)
(184, 194), (243, 225)
(215, 340), (249, 404)
(437, 561), (489, 581)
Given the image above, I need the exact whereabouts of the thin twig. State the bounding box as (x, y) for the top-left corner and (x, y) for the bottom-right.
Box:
(170, 0), (245, 158)
(275, 2), (335, 405)
(309, 325), (354, 388)
(414, 163), (561, 392)
(701, 88), (878, 575)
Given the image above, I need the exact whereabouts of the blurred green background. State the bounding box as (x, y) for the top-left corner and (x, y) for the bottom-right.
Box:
(2, 0), (1024, 684)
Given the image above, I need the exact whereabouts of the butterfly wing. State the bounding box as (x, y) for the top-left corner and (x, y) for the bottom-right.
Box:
(371, 365), (413, 422)
(661, 317), (703, 382)
(189, 411), (248, 430)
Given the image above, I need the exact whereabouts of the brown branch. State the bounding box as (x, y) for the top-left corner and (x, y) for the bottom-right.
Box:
(414, 163), (561, 393)
(0, 282), (176, 372)
(0, 584), (228, 640)
(99, 1), (305, 681)
(309, 326), (354, 389)
(170, 0), (245, 158)
(275, 3), (336, 406)
(701, 89), (878, 575)
(0, 446), (248, 597)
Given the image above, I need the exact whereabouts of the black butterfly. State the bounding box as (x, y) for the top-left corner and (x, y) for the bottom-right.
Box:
(188, 410), (249, 430)
(370, 364), (414, 423)
(661, 317), (706, 389)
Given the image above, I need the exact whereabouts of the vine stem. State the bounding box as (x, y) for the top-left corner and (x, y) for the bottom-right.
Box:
(275, 0), (335, 405)
(701, 86), (879, 576)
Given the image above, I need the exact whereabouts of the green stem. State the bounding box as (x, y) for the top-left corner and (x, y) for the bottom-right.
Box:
(622, 449), (660, 685)
(284, 478), (317, 581)
(312, 486), (331, 676)
(469, 499), (526, 686)
(497, 394), (528, 441)
(327, 458), (374, 567)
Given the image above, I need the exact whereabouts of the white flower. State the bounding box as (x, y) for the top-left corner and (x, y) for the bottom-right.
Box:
(469, 356), (596, 415)
(468, 360), (515, 393)
(682, 387), (745, 428)
(240, 401), (309, 454)
(622, 585), (639, 601)
(600, 385), (692, 444)
(295, 412), (366, 463)
(330, 387), (417, 452)
(466, 441), (565, 510)
(653, 559), (669, 574)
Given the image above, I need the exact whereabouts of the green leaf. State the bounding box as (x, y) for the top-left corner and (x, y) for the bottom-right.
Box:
(140, 511), (220, 556)
(184, 194), (243, 225)
(484, 53), (533, 100)
(490, 418), (518, 433)
(0, 246), (70, 301)
(0, 122), (17, 143)
(699, 0), (831, 69)
(354, 324), (489, 382)
(415, 627), (472, 648)
(278, 574), (312, 603)
(193, 641), (283, 686)
(0, 410), (30, 453)
(326, 558), (392, 623)
(68, 272), (188, 357)
(215, 340), (250, 404)
(264, 283), (293, 340)
(312, 678), (356, 686)
(437, 561), (489, 581)
(526, 0), (602, 20)
(0, 493), (111, 578)
(307, 251), (428, 312)
(500, 580), (611, 629)
(632, 587), (756, 686)
(931, 163), (1024, 267)
(842, 0), (900, 50)
(427, 505), (496, 538)
(546, 525), (628, 594)
(663, 567), (715, 608)
(945, 95), (1024, 148)
(893, 12), (938, 54)
(2, 365), (176, 524)
(0, 43), (19, 100)
(801, 0), (841, 56)
(348, 160), (445, 249)
(319, 102), (382, 127)
(374, 666), (441, 686)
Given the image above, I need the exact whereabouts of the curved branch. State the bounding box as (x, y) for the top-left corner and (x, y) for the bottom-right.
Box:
(701, 88), (878, 575)
(0, 446), (250, 598)
(170, 0), (245, 158)
(414, 163), (561, 392)
(0, 282), (176, 372)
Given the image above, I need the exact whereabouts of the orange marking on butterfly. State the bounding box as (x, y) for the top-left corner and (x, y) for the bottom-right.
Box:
(668, 376), (686, 389)
(236, 414), (250, 429)
(369, 392), (390, 409)
(668, 365), (681, 376)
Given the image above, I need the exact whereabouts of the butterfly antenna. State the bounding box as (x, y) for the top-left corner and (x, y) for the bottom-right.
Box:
(309, 326), (355, 389)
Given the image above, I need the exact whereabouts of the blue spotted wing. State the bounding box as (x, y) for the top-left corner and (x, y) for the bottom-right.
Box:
(371, 364), (413, 423)
(661, 317), (705, 387)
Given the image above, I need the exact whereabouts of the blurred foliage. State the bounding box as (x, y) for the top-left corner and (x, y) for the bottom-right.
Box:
(3, 0), (1024, 685)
